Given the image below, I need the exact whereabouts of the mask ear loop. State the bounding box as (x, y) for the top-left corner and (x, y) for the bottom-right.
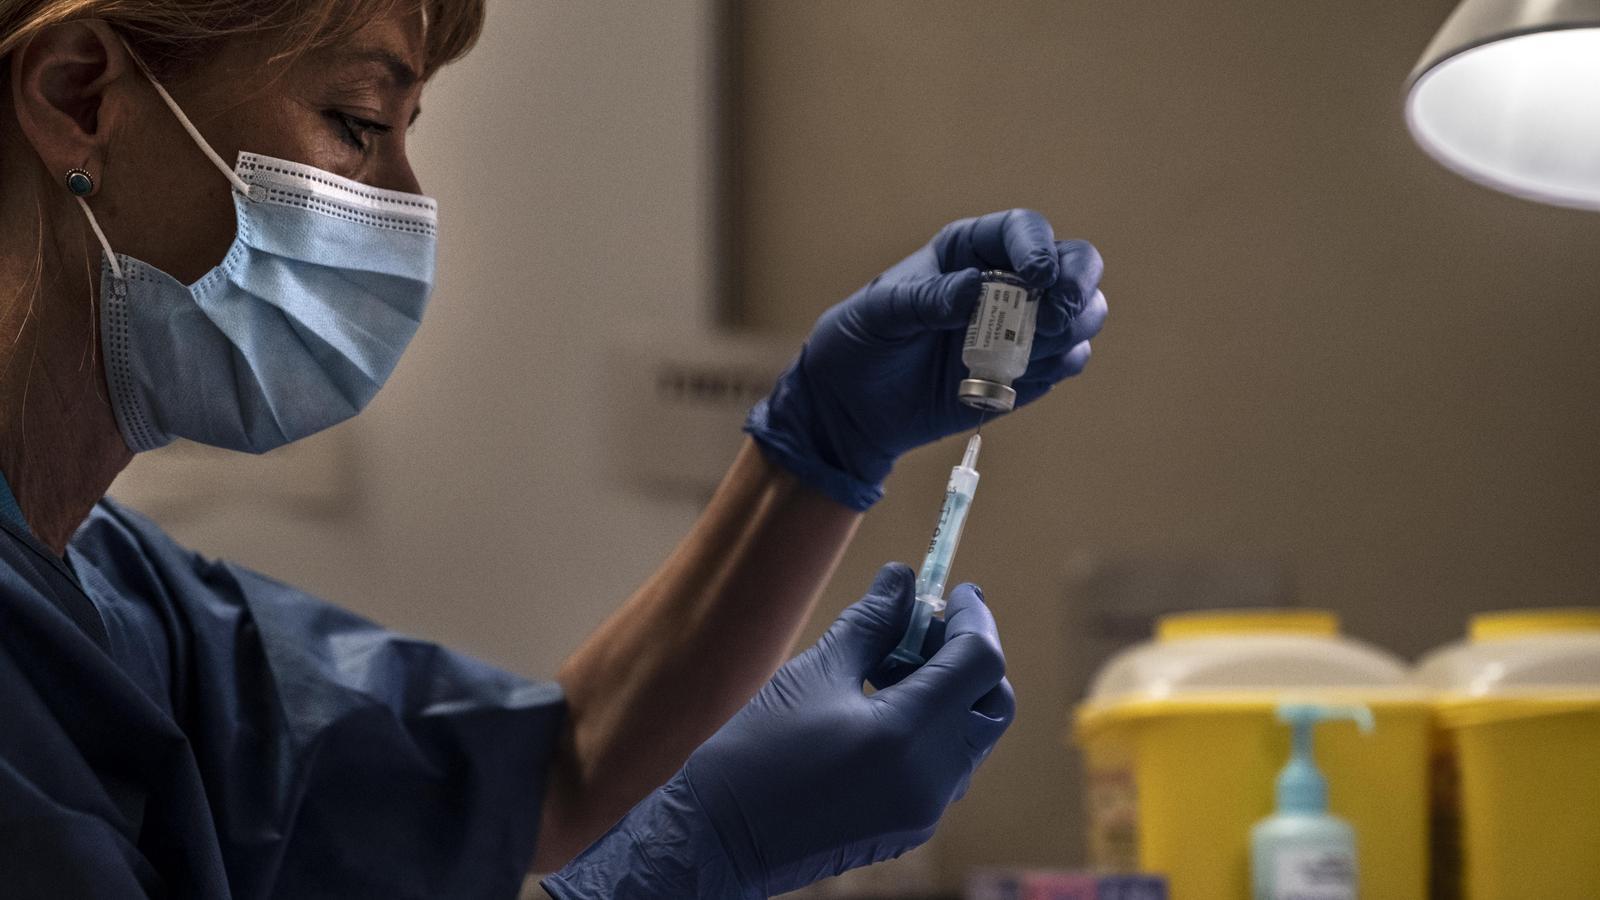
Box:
(74, 194), (123, 281)
(117, 38), (251, 196)
(74, 36), (254, 282)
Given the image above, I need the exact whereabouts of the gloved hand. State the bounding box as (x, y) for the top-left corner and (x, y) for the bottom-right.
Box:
(542, 564), (1014, 899)
(746, 209), (1107, 509)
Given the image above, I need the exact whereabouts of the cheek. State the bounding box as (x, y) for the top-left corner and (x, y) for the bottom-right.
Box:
(146, 190), (238, 285)
(100, 128), (239, 284)
(224, 101), (366, 179)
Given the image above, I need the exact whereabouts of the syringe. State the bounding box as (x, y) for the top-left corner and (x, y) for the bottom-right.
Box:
(887, 432), (982, 666)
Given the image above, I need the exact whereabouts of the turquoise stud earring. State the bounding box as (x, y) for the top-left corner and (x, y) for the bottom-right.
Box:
(65, 167), (94, 197)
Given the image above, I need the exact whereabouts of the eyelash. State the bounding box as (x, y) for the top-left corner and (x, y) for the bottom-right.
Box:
(324, 110), (393, 151)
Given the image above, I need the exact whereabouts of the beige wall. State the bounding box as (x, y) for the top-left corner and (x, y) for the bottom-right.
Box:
(729, 0), (1600, 887)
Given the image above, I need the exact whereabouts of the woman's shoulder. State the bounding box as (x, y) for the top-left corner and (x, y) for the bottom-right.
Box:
(68, 496), (244, 620)
(73, 495), (204, 567)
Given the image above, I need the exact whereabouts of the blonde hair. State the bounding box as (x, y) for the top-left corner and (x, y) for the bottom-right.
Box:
(0, 0), (484, 82)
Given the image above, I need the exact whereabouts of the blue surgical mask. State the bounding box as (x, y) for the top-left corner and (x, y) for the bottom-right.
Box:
(75, 55), (437, 454)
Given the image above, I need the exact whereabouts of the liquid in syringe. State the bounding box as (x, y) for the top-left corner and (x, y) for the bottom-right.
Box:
(886, 432), (982, 666)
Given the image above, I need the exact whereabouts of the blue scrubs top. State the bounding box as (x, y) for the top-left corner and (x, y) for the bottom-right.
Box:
(0, 481), (566, 899)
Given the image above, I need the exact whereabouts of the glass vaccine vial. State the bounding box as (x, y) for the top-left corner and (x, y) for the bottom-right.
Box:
(959, 270), (1040, 412)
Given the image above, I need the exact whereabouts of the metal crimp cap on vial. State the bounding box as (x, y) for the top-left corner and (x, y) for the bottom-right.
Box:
(958, 378), (1016, 412)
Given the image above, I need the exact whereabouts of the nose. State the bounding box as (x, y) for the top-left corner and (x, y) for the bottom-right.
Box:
(369, 145), (422, 195)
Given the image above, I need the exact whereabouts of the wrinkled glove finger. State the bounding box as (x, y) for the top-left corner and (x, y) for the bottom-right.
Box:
(869, 609), (950, 690)
(935, 209), (1059, 290)
(821, 563), (918, 680)
(851, 269), (983, 341)
(1029, 296), (1104, 358)
(967, 676), (1016, 752)
(1033, 287), (1107, 353)
(1037, 241), (1105, 337)
(1011, 339), (1095, 407)
(887, 584), (1006, 712)
(1018, 342), (1093, 388)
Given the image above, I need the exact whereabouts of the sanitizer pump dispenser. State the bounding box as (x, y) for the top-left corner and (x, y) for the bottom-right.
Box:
(1251, 703), (1374, 900)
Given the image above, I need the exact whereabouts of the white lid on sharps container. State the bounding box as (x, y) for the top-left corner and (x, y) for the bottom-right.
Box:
(1413, 609), (1600, 696)
(1086, 609), (1409, 705)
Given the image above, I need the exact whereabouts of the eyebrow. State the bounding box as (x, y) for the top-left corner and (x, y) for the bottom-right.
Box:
(330, 47), (425, 124)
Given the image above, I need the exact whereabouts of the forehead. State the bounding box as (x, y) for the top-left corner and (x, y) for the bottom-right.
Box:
(183, 6), (425, 94)
(299, 10), (427, 84)
(156, 3), (456, 124)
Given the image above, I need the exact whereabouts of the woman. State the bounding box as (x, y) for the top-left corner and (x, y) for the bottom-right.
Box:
(0, 0), (1106, 897)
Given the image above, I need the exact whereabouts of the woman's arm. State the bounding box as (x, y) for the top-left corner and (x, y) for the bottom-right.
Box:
(533, 210), (1108, 871)
(534, 438), (860, 871)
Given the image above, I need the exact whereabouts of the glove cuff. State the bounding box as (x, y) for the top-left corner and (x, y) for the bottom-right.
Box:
(542, 771), (759, 900)
(745, 351), (889, 512)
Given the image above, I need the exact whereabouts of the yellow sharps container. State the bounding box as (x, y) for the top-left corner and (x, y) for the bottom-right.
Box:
(1072, 610), (1431, 899)
(1414, 609), (1600, 900)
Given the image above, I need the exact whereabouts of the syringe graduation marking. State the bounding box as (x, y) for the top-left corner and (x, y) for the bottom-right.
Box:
(886, 432), (982, 665)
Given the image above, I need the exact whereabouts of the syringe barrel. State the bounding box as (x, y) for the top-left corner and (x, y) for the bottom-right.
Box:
(887, 435), (982, 668)
(913, 464), (980, 603)
(888, 597), (941, 665)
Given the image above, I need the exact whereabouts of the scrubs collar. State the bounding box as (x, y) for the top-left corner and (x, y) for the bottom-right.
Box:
(0, 468), (26, 534)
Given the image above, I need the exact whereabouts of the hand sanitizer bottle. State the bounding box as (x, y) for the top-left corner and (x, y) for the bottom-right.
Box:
(1251, 703), (1374, 900)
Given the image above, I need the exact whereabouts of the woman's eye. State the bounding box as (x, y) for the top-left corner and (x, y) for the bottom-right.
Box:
(324, 110), (392, 151)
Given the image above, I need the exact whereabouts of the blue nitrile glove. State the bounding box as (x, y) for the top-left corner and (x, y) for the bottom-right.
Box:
(746, 208), (1108, 510)
(542, 563), (1014, 899)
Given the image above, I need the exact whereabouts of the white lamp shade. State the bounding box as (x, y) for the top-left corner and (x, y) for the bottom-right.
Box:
(1406, 1), (1600, 210)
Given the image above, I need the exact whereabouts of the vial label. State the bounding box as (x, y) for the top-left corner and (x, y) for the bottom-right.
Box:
(963, 280), (1037, 352)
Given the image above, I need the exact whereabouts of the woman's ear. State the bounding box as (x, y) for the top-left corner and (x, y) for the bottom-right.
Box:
(9, 20), (132, 195)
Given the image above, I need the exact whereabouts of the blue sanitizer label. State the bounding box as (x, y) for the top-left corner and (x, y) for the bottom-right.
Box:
(1274, 849), (1356, 900)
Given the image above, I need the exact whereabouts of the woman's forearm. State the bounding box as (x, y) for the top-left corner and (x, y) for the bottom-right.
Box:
(534, 438), (861, 871)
